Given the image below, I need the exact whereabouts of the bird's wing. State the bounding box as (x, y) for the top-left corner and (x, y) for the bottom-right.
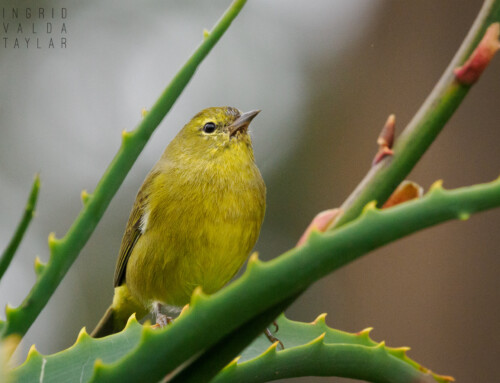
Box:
(113, 171), (157, 287)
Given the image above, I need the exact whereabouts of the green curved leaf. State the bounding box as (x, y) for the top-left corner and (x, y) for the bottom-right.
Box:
(10, 313), (452, 383)
(214, 314), (452, 383)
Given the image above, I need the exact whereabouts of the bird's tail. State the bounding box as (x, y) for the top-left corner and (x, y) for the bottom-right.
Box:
(91, 305), (121, 338)
(91, 285), (148, 338)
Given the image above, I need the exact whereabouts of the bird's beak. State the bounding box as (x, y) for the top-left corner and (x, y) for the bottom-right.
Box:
(228, 110), (260, 137)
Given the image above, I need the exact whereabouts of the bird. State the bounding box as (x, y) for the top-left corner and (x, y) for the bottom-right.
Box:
(91, 106), (266, 337)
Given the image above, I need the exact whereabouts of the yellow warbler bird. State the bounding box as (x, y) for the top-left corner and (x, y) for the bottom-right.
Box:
(92, 106), (266, 337)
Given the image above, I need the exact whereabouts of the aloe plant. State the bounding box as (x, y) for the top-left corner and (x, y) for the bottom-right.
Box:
(1, 1), (500, 382)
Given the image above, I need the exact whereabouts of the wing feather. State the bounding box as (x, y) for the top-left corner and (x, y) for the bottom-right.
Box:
(113, 171), (157, 287)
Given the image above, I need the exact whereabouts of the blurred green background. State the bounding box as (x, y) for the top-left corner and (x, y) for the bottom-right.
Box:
(0, 1), (499, 382)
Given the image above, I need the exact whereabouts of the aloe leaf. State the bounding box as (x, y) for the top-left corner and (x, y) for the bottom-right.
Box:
(11, 313), (452, 383)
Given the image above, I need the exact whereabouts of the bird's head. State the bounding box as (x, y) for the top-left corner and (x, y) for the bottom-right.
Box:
(167, 107), (260, 163)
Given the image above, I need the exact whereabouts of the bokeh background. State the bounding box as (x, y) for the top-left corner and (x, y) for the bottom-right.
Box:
(1, 0), (499, 382)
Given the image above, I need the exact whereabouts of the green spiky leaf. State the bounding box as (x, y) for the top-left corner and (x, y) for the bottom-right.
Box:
(214, 314), (453, 383)
(11, 316), (143, 383)
(10, 314), (452, 383)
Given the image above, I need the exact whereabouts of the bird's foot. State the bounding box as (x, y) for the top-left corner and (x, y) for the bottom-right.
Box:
(264, 321), (284, 350)
(152, 302), (173, 329)
(156, 313), (173, 328)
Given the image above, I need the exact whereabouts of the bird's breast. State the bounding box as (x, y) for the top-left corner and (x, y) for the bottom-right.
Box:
(128, 159), (265, 307)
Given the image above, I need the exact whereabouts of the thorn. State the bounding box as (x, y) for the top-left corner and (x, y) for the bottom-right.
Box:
(5, 304), (15, 318)
(203, 29), (210, 39)
(48, 232), (60, 250)
(382, 180), (423, 209)
(94, 358), (104, 370)
(392, 346), (411, 358)
(311, 332), (326, 345)
(225, 356), (240, 369)
(141, 108), (149, 118)
(76, 327), (89, 343)
(122, 129), (132, 141)
(356, 327), (374, 337)
(429, 179), (444, 192)
(190, 286), (207, 306)
(81, 189), (90, 204)
(263, 340), (279, 354)
(248, 251), (260, 265)
(311, 313), (327, 325)
(362, 201), (378, 214)
(124, 313), (138, 329)
(34, 256), (46, 275)
(297, 209), (342, 247)
(373, 114), (396, 165)
(454, 23), (500, 85)
(26, 344), (40, 360)
(458, 212), (470, 221)
(376, 340), (386, 349)
(246, 252), (264, 274)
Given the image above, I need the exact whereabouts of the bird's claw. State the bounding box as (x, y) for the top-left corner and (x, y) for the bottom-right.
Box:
(264, 327), (284, 350)
(156, 313), (173, 328)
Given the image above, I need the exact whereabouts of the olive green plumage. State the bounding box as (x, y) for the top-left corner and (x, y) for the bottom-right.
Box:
(92, 106), (266, 337)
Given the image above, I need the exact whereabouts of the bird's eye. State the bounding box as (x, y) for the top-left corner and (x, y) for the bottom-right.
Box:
(203, 122), (216, 134)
